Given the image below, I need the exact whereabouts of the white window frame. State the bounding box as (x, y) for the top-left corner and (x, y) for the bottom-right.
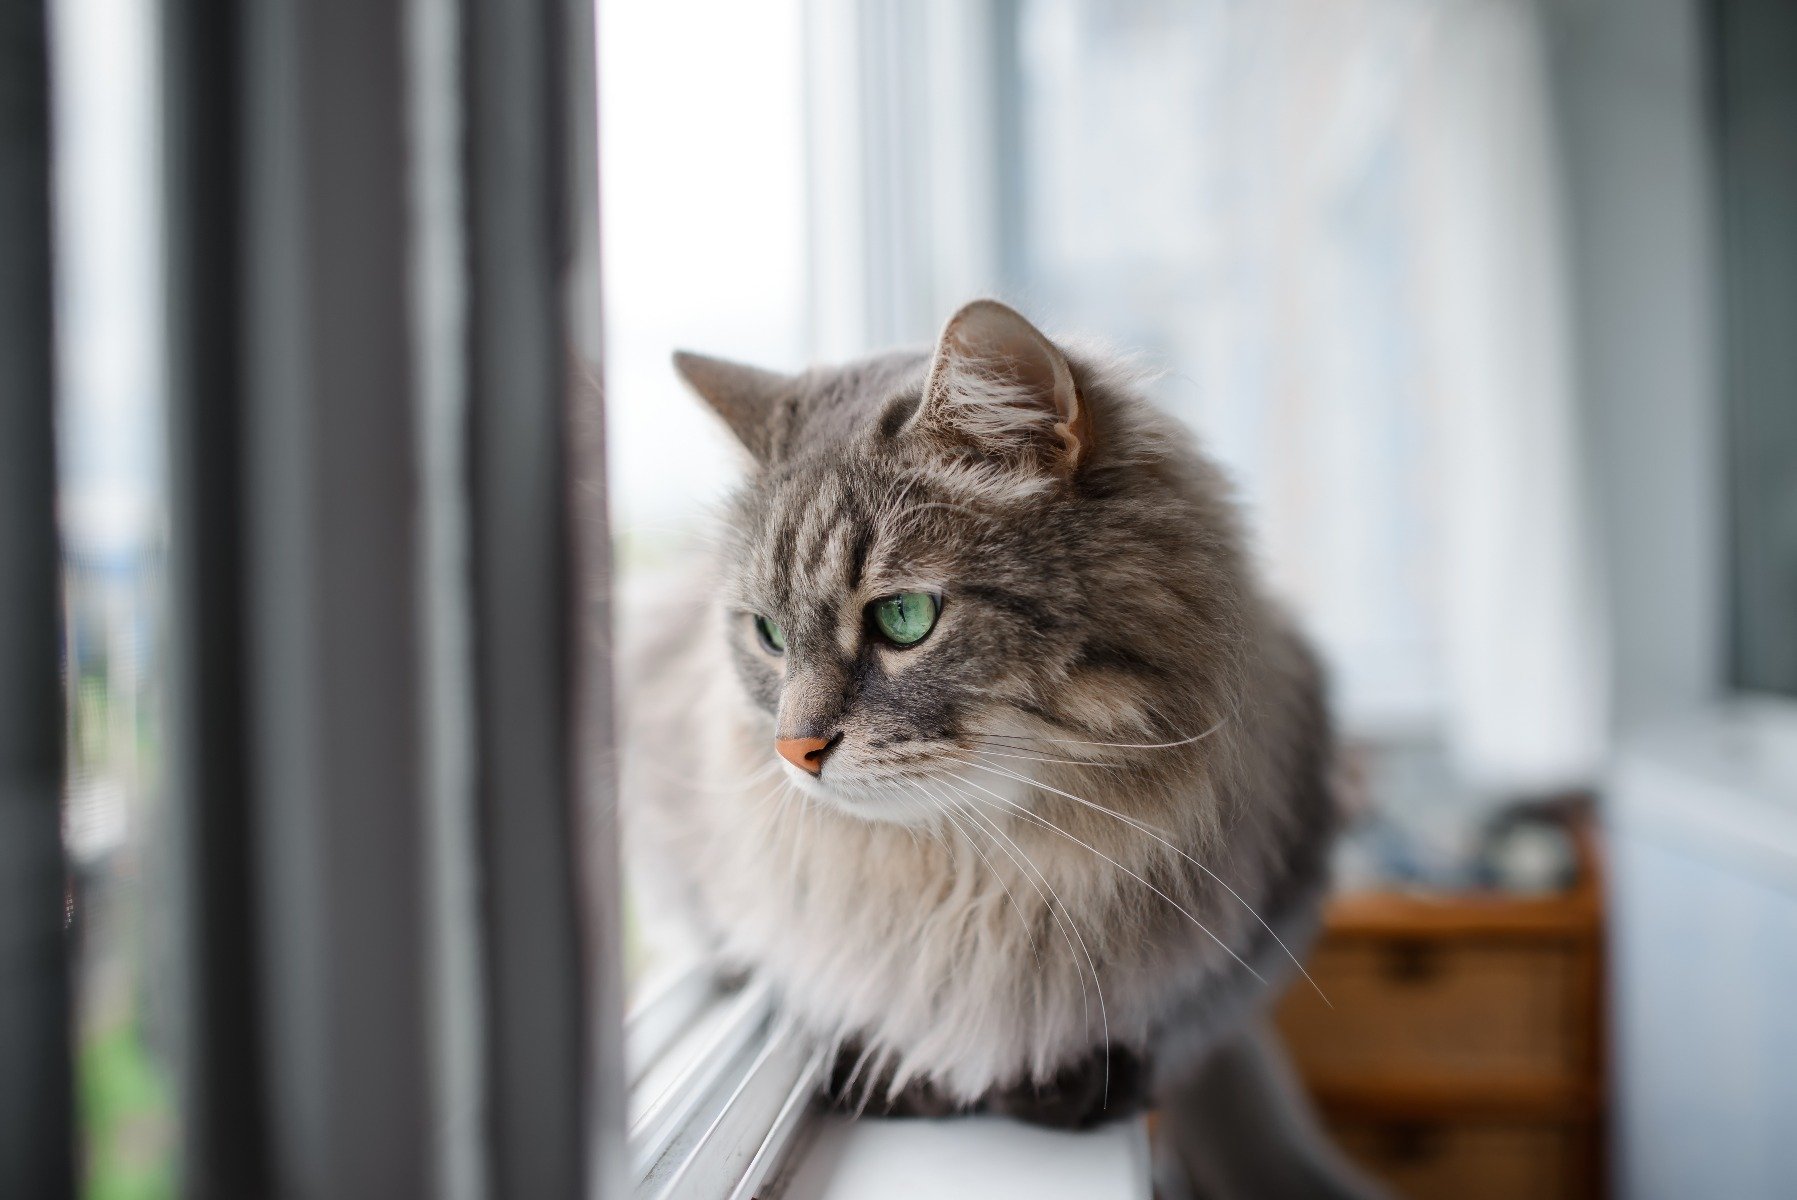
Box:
(802, 0), (1011, 358)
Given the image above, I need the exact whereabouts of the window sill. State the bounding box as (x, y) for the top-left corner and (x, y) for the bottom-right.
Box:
(775, 1112), (1152, 1200)
(626, 966), (1153, 1199)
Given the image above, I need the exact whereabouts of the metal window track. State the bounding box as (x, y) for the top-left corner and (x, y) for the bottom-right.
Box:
(627, 973), (828, 1199)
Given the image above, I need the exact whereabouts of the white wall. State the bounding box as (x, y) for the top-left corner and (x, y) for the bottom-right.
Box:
(1609, 704), (1797, 1199)
(1539, 4), (1791, 1194)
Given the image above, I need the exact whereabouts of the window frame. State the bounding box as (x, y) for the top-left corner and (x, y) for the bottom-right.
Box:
(0, 1), (76, 1194)
(30, 0), (1218, 1194)
(1713, 0), (1797, 700)
(156, 0), (616, 1193)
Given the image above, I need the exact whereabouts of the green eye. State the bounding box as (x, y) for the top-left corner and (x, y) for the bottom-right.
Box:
(754, 615), (786, 654)
(871, 592), (939, 647)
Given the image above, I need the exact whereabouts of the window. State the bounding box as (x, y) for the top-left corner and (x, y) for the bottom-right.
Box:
(788, 0), (1606, 798)
(48, 0), (179, 1193)
(8, 0), (614, 1194)
(1716, 0), (1797, 700)
(604, 0), (1612, 1193)
(1006, 0), (1449, 733)
(599, 0), (808, 547)
(9, 0), (1680, 1196)
(3, 2), (78, 1194)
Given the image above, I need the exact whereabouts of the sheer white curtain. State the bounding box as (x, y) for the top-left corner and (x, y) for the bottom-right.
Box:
(806, 0), (1607, 798)
(1414, 0), (1607, 794)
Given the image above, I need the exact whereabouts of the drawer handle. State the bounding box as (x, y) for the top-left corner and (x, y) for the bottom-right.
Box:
(1380, 1122), (1445, 1164)
(1381, 939), (1442, 983)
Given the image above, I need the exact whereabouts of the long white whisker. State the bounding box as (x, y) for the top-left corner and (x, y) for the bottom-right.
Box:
(889, 792), (926, 850)
(836, 1038), (883, 1117)
(960, 754), (1330, 1007)
(977, 717), (1230, 752)
(917, 781), (1043, 972)
(936, 778), (1112, 1107)
(950, 769), (1266, 988)
(925, 774), (1099, 1048)
(965, 742), (1124, 770)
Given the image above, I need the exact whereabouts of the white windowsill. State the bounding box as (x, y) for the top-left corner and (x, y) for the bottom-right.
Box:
(1610, 695), (1797, 891)
(778, 1113), (1153, 1200)
(624, 964), (1153, 1199)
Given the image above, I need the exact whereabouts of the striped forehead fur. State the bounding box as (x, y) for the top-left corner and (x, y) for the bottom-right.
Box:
(620, 310), (1338, 1112)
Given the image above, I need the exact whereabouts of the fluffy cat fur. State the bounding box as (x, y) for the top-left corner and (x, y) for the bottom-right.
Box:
(620, 300), (1339, 1128)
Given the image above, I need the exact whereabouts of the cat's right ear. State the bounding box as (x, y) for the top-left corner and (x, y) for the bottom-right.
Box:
(672, 350), (791, 461)
(915, 300), (1089, 480)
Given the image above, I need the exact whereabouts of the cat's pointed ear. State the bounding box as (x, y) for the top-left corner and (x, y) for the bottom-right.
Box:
(916, 300), (1089, 476)
(672, 350), (791, 460)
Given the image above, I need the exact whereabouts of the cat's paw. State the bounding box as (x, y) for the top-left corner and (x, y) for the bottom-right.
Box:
(824, 1043), (970, 1119)
(824, 1040), (1151, 1130)
(984, 1043), (1152, 1131)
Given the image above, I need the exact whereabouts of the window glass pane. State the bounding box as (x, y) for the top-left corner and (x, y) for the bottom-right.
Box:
(599, 0), (808, 541)
(1009, 0), (1445, 735)
(1001, 0), (1611, 812)
(597, 0), (809, 990)
(1717, 0), (1797, 699)
(50, 0), (179, 1192)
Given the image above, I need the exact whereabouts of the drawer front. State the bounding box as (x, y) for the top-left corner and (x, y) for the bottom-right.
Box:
(1328, 1116), (1589, 1200)
(1276, 938), (1586, 1087)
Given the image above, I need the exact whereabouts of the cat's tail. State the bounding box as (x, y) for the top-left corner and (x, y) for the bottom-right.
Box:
(1153, 1020), (1390, 1200)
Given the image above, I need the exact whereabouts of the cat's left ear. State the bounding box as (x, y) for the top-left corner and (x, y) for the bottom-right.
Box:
(673, 350), (791, 461)
(916, 300), (1089, 476)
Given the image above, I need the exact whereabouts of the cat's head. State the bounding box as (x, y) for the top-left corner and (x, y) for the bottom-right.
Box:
(675, 301), (1243, 823)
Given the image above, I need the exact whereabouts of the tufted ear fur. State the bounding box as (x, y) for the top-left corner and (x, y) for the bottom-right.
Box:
(914, 300), (1090, 476)
(672, 350), (792, 461)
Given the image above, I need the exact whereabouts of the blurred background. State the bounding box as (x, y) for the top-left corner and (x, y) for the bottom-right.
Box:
(37, 0), (1795, 1196)
(601, 0), (1794, 1194)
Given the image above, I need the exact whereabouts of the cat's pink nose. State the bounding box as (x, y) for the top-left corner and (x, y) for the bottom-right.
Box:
(776, 735), (836, 776)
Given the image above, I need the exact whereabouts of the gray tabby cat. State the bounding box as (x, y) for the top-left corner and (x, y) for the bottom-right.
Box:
(623, 301), (1381, 1197)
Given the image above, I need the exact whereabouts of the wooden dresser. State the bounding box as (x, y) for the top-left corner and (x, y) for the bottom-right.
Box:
(1275, 843), (1606, 1199)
